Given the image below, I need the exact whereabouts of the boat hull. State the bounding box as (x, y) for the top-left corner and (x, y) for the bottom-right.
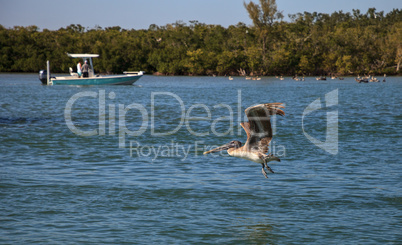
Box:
(50, 74), (142, 85)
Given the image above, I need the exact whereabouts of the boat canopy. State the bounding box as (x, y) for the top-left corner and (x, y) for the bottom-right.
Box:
(67, 53), (99, 58)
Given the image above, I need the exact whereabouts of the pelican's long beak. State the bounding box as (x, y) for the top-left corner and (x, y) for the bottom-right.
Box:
(203, 143), (232, 155)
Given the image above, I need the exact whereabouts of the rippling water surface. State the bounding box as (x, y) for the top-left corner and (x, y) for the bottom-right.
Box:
(0, 74), (401, 244)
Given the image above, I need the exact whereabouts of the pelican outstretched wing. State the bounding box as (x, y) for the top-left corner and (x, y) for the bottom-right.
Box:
(242, 103), (285, 152)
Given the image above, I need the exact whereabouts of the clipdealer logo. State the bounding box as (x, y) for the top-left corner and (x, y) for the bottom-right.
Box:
(64, 89), (338, 160)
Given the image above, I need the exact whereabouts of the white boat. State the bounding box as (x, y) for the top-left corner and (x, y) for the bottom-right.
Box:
(39, 53), (143, 85)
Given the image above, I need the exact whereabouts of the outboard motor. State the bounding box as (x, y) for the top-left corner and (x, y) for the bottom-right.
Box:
(39, 70), (48, 84)
(39, 70), (55, 84)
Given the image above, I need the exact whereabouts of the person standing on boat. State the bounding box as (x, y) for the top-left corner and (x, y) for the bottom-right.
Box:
(77, 61), (82, 78)
(82, 60), (89, 78)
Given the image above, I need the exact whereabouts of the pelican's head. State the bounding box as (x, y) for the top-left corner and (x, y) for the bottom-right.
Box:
(203, 140), (242, 154)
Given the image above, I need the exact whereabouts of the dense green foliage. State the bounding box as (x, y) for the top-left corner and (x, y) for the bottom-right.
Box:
(0, 7), (401, 75)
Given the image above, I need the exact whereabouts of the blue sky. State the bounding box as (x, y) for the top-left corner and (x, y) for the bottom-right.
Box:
(1, 0), (400, 30)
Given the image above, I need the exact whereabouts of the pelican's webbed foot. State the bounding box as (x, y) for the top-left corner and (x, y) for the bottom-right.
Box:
(261, 156), (276, 178)
(260, 154), (281, 178)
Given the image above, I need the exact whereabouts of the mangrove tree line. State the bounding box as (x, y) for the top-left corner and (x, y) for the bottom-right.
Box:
(0, 4), (401, 76)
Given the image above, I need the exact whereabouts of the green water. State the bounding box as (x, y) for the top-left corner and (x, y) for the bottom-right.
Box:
(0, 74), (401, 243)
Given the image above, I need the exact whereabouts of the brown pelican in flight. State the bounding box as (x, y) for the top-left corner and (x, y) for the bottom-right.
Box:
(203, 103), (285, 178)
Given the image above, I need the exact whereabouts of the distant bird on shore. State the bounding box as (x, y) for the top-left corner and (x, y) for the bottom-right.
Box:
(203, 103), (285, 178)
